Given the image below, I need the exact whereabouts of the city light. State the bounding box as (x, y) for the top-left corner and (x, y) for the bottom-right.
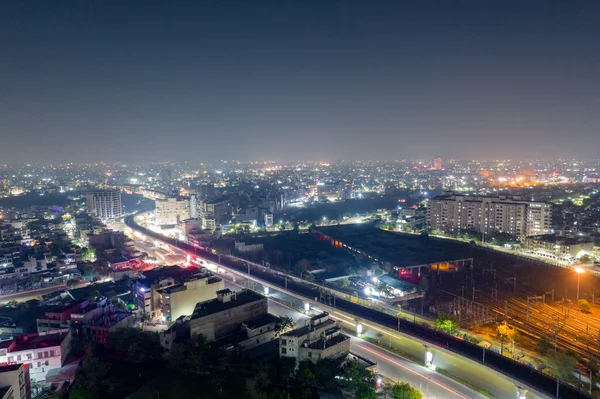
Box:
(304, 303), (310, 312)
(356, 323), (363, 335)
(575, 267), (585, 274)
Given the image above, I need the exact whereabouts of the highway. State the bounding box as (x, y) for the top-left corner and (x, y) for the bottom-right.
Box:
(124, 214), (592, 399)
(262, 290), (488, 399)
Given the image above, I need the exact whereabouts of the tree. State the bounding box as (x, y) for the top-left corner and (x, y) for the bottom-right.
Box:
(536, 336), (552, 355)
(547, 351), (577, 380)
(68, 345), (109, 399)
(66, 279), (78, 289)
(391, 382), (423, 399)
(434, 314), (459, 335)
(343, 361), (371, 391)
(275, 315), (296, 336)
(579, 254), (592, 264)
(107, 328), (163, 363)
(82, 247), (96, 262)
(496, 322), (516, 356)
(355, 385), (377, 399)
(577, 299), (591, 313)
(376, 331), (385, 345)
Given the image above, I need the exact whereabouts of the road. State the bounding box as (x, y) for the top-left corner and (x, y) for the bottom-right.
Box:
(126, 213), (586, 398)
(261, 292), (488, 399)
(0, 284), (66, 303)
(225, 274), (538, 399)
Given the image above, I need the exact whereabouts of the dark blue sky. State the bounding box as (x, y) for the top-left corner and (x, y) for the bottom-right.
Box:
(1, 1), (599, 164)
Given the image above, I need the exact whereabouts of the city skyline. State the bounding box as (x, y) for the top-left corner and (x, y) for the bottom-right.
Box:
(1, 1), (600, 164)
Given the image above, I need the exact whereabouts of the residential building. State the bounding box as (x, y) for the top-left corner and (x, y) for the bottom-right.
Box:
(279, 312), (350, 363)
(134, 266), (214, 319)
(523, 235), (594, 264)
(264, 213), (273, 228)
(0, 364), (31, 399)
(0, 332), (71, 383)
(154, 197), (190, 227)
(189, 289), (267, 340)
(36, 302), (86, 333)
(83, 312), (136, 345)
(198, 197), (232, 230)
(156, 276), (224, 322)
(427, 194), (552, 238)
(85, 190), (122, 220)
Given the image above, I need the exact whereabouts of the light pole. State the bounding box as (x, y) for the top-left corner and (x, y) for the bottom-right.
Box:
(575, 267), (584, 301)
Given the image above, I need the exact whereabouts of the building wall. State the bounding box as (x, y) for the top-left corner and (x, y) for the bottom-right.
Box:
(0, 365), (31, 399)
(427, 195), (552, 238)
(298, 338), (351, 363)
(86, 191), (122, 220)
(154, 198), (190, 226)
(161, 278), (225, 321)
(189, 298), (267, 341)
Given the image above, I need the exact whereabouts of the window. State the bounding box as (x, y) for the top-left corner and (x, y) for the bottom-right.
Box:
(37, 352), (43, 359)
(7, 356), (14, 362)
(281, 348), (287, 354)
(44, 360), (49, 366)
(27, 354), (32, 360)
(44, 351), (49, 358)
(37, 362), (41, 368)
(281, 339), (287, 346)
(17, 355), (22, 361)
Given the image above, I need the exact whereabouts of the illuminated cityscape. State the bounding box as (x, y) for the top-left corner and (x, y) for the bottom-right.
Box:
(1, 2), (600, 399)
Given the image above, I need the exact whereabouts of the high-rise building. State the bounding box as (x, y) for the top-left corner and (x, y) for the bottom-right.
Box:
(427, 194), (552, 238)
(86, 190), (122, 220)
(154, 197), (190, 226)
(433, 158), (443, 170)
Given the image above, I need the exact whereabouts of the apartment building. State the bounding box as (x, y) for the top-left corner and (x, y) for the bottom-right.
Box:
(0, 332), (71, 383)
(427, 194), (552, 238)
(156, 276), (224, 322)
(279, 312), (350, 363)
(85, 190), (122, 220)
(198, 197), (232, 230)
(154, 197), (190, 227)
(189, 289), (267, 340)
(0, 364), (31, 399)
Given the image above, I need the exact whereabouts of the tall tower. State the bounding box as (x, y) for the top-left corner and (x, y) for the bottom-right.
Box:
(433, 158), (443, 170)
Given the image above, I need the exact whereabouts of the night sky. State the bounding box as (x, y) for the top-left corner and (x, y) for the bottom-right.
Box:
(1, 1), (599, 164)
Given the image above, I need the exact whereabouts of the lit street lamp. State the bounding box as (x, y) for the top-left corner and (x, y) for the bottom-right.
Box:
(575, 267), (584, 301)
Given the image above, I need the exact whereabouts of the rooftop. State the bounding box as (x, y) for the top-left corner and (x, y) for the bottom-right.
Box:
(243, 313), (280, 330)
(0, 364), (22, 372)
(316, 224), (476, 267)
(191, 290), (265, 320)
(284, 318), (336, 338)
(0, 332), (67, 352)
(307, 333), (349, 350)
(527, 234), (593, 245)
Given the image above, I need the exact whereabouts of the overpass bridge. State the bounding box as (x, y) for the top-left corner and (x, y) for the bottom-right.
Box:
(124, 214), (592, 399)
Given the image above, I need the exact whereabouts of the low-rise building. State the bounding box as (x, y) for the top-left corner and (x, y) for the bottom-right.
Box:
(156, 276), (224, 322)
(0, 363), (31, 399)
(523, 234), (594, 263)
(134, 266), (221, 320)
(189, 289), (267, 341)
(83, 312), (136, 345)
(0, 332), (71, 383)
(279, 312), (350, 363)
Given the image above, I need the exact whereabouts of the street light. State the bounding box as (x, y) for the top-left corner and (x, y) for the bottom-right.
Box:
(356, 323), (363, 335)
(575, 267), (584, 301)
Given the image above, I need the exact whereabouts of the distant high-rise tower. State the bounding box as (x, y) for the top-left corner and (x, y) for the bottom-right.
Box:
(433, 158), (443, 170)
(86, 190), (122, 220)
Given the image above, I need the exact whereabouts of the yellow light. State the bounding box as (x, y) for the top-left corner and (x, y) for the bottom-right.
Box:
(575, 267), (585, 274)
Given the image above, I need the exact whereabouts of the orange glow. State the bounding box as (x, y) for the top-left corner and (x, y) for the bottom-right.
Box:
(575, 267), (585, 274)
